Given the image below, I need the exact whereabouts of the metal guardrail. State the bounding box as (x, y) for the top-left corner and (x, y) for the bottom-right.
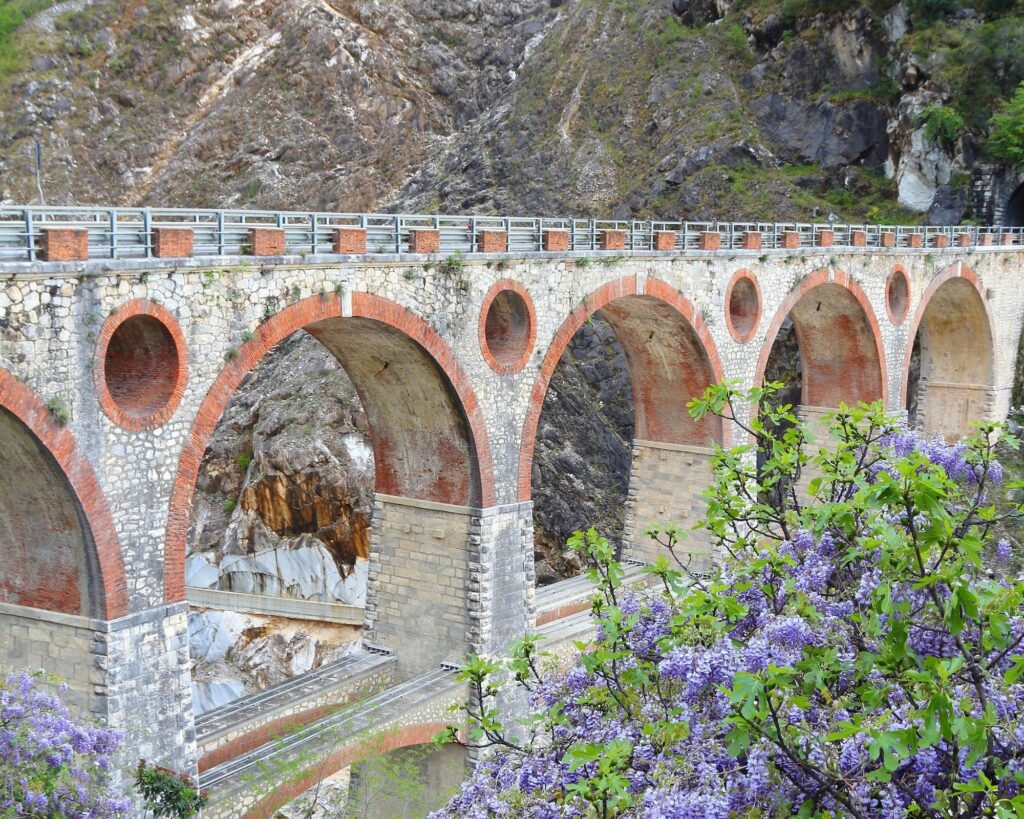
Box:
(0, 206), (1022, 262)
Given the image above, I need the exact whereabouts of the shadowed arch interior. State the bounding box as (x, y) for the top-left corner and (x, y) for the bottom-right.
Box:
(0, 406), (101, 616)
(599, 296), (722, 446)
(306, 317), (481, 506)
(788, 283), (884, 407)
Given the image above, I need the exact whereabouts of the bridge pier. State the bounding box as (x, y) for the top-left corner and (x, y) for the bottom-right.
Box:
(364, 496), (533, 677)
(622, 440), (716, 571)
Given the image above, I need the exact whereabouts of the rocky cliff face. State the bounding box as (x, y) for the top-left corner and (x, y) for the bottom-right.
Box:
(187, 331), (374, 606)
(2, 0), (1022, 221)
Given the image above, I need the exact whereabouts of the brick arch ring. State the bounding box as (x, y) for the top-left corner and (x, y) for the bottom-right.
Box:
(94, 299), (189, 431)
(517, 275), (726, 502)
(753, 267), (889, 408)
(244, 722), (456, 819)
(899, 262), (994, 409)
(0, 367), (128, 618)
(163, 292), (495, 603)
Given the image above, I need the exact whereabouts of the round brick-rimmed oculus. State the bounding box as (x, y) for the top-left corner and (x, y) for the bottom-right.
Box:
(479, 280), (536, 374)
(94, 300), (188, 431)
(724, 270), (762, 343)
(886, 266), (910, 325)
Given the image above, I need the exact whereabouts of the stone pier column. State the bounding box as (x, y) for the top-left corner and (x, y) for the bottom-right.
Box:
(0, 600), (197, 781)
(915, 380), (1006, 440)
(363, 495), (533, 678)
(622, 440), (716, 571)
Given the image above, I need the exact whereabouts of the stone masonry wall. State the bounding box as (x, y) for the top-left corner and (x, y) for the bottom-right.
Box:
(364, 496), (474, 676)
(622, 442), (716, 570)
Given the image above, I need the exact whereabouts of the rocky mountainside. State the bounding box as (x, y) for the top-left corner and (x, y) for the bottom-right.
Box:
(1, 0), (1023, 221)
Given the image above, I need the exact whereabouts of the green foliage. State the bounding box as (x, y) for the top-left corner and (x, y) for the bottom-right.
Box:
(437, 251), (465, 278)
(441, 383), (1024, 817)
(988, 81), (1024, 168)
(916, 104), (965, 148)
(222, 498), (236, 514)
(722, 23), (751, 60)
(235, 449), (253, 470)
(907, 0), (962, 24)
(134, 761), (206, 818)
(45, 395), (69, 426)
(0, 1), (57, 78)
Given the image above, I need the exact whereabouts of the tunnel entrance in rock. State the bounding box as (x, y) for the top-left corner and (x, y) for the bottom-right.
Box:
(1006, 183), (1024, 227)
(0, 405), (100, 617)
(906, 274), (993, 441)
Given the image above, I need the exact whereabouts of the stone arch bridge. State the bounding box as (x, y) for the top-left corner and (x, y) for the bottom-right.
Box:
(0, 208), (1023, 810)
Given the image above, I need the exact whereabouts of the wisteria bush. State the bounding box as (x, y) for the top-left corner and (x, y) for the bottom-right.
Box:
(0, 670), (130, 817)
(435, 384), (1024, 818)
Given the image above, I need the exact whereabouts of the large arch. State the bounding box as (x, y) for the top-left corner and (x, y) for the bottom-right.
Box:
(0, 368), (127, 618)
(165, 292), (495, 604)
(518, 276), (725, 502)
(518, 276), (725, 571)
(901, 264), (994, 440)
(755, 268), (888, 409)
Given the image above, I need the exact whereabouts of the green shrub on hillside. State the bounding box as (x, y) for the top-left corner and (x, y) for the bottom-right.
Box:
(0, 1), (56, 77)
(988, 81), (1024, 168)
(916, 104), (965, 148)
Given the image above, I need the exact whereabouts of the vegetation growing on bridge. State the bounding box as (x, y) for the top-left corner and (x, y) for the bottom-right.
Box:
(438, 386), (1024, 817)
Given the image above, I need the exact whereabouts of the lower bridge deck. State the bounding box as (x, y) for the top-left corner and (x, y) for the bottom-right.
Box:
(195, 576), (620, 816)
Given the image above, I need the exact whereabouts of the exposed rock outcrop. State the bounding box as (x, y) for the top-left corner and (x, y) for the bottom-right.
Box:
(187, 330), (374, 603)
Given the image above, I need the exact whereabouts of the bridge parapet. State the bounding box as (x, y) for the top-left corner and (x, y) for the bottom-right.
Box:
(1, 206), (1023, 263)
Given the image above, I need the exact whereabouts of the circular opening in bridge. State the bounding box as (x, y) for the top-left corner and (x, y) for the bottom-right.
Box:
(480, 282), (535, 374)
(887, 268), (910, 325)
(725, 271), (761, 343)
(96, 303), (187, 430)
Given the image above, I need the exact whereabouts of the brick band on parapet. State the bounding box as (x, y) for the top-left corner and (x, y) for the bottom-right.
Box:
(1, 207), (1022, 263)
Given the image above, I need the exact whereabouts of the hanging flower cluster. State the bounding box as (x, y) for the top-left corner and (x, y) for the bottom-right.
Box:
(0, 670), (130, 817)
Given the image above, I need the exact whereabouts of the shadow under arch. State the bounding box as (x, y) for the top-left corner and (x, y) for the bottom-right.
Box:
(0, 368), (127, 619)
(164, 292), (495, 604)
(518, 276), (727, 503)
(901, 264), (995, 439)
(754, 268), (888, 409)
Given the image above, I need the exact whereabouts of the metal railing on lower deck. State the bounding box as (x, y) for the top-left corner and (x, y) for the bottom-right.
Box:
(1, 206), (1022, 263)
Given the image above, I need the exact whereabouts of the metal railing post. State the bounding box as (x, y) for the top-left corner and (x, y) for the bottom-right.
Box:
(109, 209), (117, 259)
(143, 208), (152, 258)
(24, 209), (34, 262)
(217, 211), (225, 256)
(309, 213), (317, 255)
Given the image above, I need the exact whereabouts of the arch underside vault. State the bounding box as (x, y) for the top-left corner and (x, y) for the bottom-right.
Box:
(525, 285), (724, 571)
(307, 317), (480, 507)
(788, 283), (884, 409)
(912, 276), (994, 440)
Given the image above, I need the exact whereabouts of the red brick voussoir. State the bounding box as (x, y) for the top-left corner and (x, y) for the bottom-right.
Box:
(478, 278), (537, 376)
(163, 293), (495, 603)
(241, 722), (455, 819)
(0, 368), (128, 618)
(517, 276), (726, 502)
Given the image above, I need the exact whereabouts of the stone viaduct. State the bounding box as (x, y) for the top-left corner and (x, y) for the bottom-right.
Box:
(0, 208), (1022, 811)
